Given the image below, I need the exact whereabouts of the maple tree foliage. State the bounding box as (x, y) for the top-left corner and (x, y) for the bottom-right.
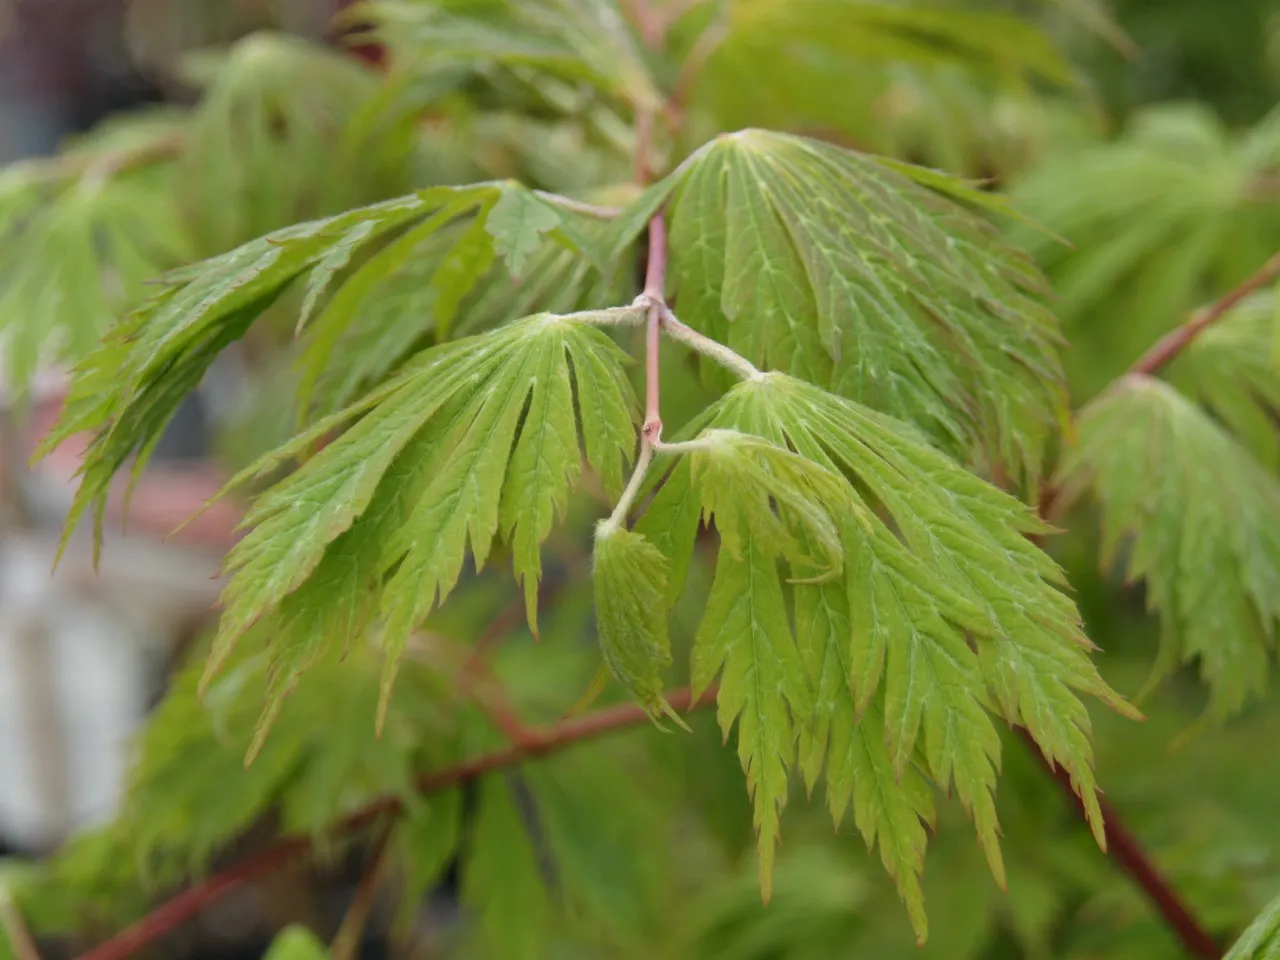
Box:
(1, 1), (1280, 959)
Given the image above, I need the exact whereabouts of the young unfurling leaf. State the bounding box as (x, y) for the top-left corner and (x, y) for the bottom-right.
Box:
(592, 525), (673, 719)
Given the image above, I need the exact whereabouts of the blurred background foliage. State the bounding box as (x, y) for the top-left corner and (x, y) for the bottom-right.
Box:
(0, 0), (1278, 958)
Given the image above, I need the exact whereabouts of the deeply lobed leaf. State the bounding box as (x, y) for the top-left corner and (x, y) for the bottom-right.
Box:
(633, 372), (1130, 936)
(41, 181), (613, 563)
(0, 139), (190, 400)
(1057, 375), (1280, 720)
(204, 312), (638, 742)
(620, 129), (1068, 486)
(683, 0), (1074, 141)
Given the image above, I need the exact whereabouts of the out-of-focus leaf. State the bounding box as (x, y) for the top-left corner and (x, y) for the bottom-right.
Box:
(1058, 375), (1280, 719)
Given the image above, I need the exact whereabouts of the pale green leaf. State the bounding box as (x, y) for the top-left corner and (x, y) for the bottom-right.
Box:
(263, 926), (330, 960)
(499, 324), (580, 632)
(190, 313), (636, 739)
(486, 186), (565, 278)
(365, 0), (661, 109)
(1057, 375), (1280, 720)
(686, 0), (1074, 140)
(1225, 892), (1280, 960)
(694, 524), (807, 903)
(178, 32), (392, 254)
(673, 372), (1130, 927)
(0, 151), (190, 399)
(632, 129), (1067, 485)
(42, 181), (614, 559)
(431, 212), (498, 337)
(1008, 102), (1280, 399)
(592, 525), (673, 717)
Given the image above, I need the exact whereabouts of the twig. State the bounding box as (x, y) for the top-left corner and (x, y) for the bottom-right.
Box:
(1022, 249), (1266, 954)
(329, 829), (391, 960)
(643, 215), (668, 435)
(73, 686), (718, 960)
(1017, 729), (1220, 959)
(659, 305), (762, 380)
(1039, 246), (1280, 522)
(531, 191), (623, 220)
(1128, 249), (1280, 378)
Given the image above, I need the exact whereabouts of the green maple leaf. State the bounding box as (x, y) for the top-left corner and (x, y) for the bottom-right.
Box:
(1057, 374), (1280, 720)
(1226, 893), (1280, 960)
(626, 372), (1131, 938)
(200, 310), (638, 741)
(616, 128), (1068, 486)
(39, 181), (615, 563)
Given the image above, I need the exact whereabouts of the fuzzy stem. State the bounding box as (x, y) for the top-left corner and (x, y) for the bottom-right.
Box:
(567, 304), (649, 327)
(600, 442), (655, 535)
(652, 438), (715, 456)
(531, 191), (623, 220)
(606, 207), (669, 532)
(73, 687), (718, 960)
(659, 306), (762, 380)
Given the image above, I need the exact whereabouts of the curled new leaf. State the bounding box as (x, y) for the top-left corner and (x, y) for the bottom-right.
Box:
(592, 525), (674, 719)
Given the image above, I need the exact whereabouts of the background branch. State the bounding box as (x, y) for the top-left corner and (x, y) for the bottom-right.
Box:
(1128, 249), (1280, 377)
(1018, 730), (1220, 959)
(329, 828), (391, 960)
(73, 686), (718, 960)
(1012, 254), (1280, 959)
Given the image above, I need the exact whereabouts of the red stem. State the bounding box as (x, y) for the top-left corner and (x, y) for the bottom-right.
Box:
(1040, 247), (1280, 522)
(1022, 244), (1275, 953)
(643, 215), (668, 437)
(1018, 730), (1220, 958)
(74, 687), (717, 960)
(1128, 250), (1280, 378)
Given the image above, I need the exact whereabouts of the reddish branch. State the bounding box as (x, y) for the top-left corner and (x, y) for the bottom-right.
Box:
(1128, 249), (1280, 378)
(74, 686), (718, 960)
(329, 828), (391, 960)
(1040, 247), (1280, 523)
(1018, 730), (1220, 959)
(1013, 255), (1280, 957)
